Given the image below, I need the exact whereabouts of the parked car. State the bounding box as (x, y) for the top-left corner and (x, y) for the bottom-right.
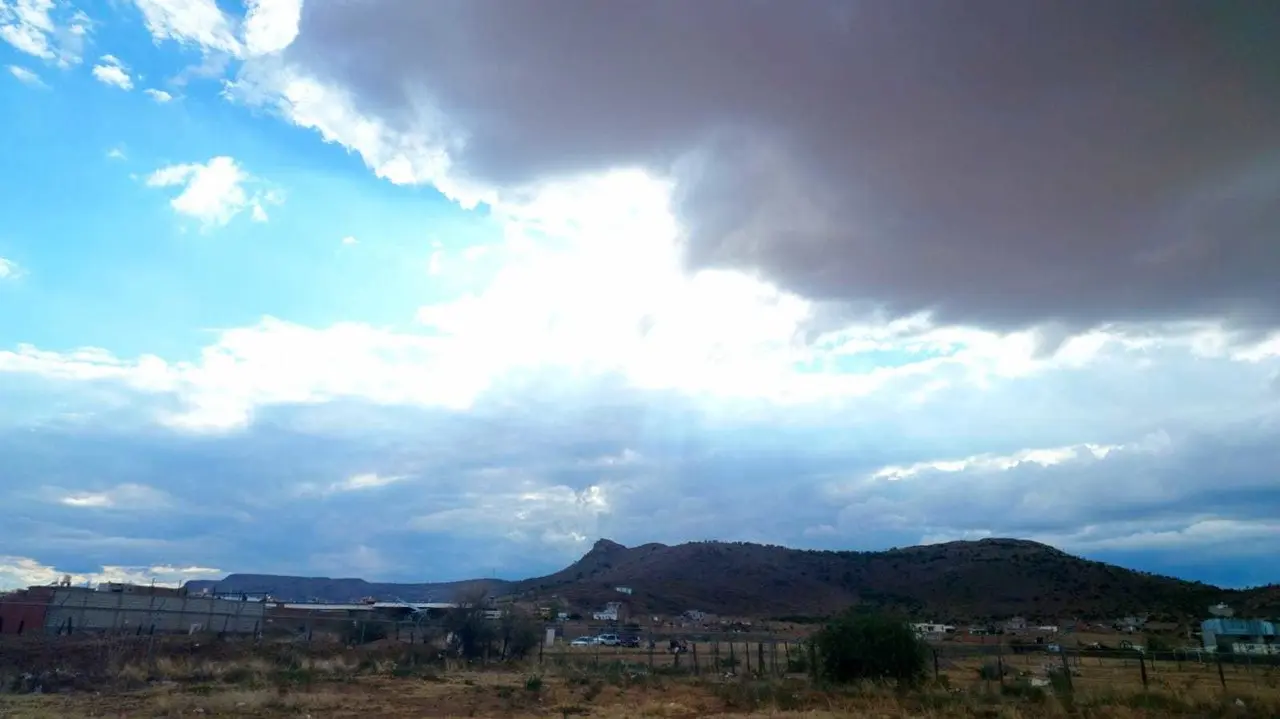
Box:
(570, 636), (598, 646)
(619, 635), (641, 648)
(596, 633), (620, 646)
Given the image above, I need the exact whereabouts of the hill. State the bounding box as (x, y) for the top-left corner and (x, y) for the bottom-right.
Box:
(511, 538), (1239, 621)
(183, 538), (1263, 621)
(181, 574), (509, 603)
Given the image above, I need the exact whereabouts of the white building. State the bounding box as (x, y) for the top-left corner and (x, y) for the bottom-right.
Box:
(593, 601), (622, 621)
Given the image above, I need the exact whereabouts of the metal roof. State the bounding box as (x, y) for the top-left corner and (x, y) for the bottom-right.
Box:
(1202, 618), (1277, 637)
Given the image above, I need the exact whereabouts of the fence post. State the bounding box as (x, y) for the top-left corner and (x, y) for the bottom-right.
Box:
(808, 640), (817, 682)
(744, 642), (751, 674)
(1058, 649), (1074, 694)
(692, 641), (699, 675)
(933, 648), (939, 682)
(1138, 653), (1148, 689)
(1217, 654), (1227, 689)
(730, 642), (737, 675)
(757, 643), (765, 677)
(649, 638), (654, 669)
(783, 641), (790, 671)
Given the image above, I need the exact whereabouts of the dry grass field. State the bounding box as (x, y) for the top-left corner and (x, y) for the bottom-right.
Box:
(1, 637), (1278, 718)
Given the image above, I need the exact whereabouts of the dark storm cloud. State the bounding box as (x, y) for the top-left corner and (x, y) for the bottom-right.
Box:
(284, 0), (1280, 331)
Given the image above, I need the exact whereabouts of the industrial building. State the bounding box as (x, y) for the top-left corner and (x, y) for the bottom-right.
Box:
(44, 586), (266, 635)
(1201, 618), (1279, 655)
(1, 583), (465, 638)
(0, 587), (54, 635)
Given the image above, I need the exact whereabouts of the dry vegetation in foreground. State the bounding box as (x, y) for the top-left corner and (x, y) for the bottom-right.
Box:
(1, 644), (1279, 719)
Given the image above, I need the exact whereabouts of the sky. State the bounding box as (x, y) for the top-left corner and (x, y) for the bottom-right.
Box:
(1, 0), (1279, 592)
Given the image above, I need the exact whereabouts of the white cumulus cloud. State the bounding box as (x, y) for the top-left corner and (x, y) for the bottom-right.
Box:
(144, 87), (173, 102)
(55, 483), (171, 510)
(145, 156), (281, 228)
(0, 556), (220, 591)
(7, 63), (42, 86)
(0, 0), (89, 66)
(130, 0), (239, 55)
(242, 0), (300, 56)
(0, 257), (21, 279)
(91, 53), (131, 89)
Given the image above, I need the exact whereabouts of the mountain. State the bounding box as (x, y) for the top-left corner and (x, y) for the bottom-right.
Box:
(181, 574), (509, 603)
(510, 538), (1240, 621)
(184, 538), (1263, 621)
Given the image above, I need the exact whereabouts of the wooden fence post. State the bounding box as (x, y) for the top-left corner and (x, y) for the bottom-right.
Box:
(692, 642), (699, 675)
(1217, 654), (1227, 689)
(1138, 653), (1149, 689)
(1058, 649), (1074, 694)
(757, 643), (765, 677)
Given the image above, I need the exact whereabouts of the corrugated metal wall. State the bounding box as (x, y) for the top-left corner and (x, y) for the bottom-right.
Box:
(44, 589), (265, 635)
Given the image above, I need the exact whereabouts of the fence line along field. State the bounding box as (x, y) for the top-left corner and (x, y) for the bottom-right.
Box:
(2, 625), (1279, 718)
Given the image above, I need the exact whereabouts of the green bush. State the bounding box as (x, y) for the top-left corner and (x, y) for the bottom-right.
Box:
(810, 610), (928, 686)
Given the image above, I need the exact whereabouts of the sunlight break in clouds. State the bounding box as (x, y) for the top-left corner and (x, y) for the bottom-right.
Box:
(1, 0), (1279, 587)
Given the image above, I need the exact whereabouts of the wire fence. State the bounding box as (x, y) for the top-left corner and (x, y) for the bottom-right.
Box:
(3, 599), (1278, 696)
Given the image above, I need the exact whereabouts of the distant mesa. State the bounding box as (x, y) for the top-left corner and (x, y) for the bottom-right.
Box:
(182, 538), (1279, 621)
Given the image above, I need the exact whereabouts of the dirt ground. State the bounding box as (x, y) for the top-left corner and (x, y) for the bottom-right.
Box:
(2, 636), (1278, 718)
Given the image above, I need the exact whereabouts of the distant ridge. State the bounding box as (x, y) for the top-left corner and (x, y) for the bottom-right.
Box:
(181, 574), (508, 603)
(185, 538), (1274, 620)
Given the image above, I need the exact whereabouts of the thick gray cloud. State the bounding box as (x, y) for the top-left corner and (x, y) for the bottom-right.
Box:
(282, 0), (1280, 332)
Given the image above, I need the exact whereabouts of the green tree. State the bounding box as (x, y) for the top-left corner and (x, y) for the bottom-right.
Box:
(810, 610), (928, 685)
(498, 610), (542, 659)
(442, 590), (497, 659)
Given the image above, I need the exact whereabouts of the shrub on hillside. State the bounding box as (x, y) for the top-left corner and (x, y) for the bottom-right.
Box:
(810, 611), (927, 686)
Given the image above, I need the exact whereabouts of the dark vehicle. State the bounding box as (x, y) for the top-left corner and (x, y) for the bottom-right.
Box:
(619, 635), (641, 648)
